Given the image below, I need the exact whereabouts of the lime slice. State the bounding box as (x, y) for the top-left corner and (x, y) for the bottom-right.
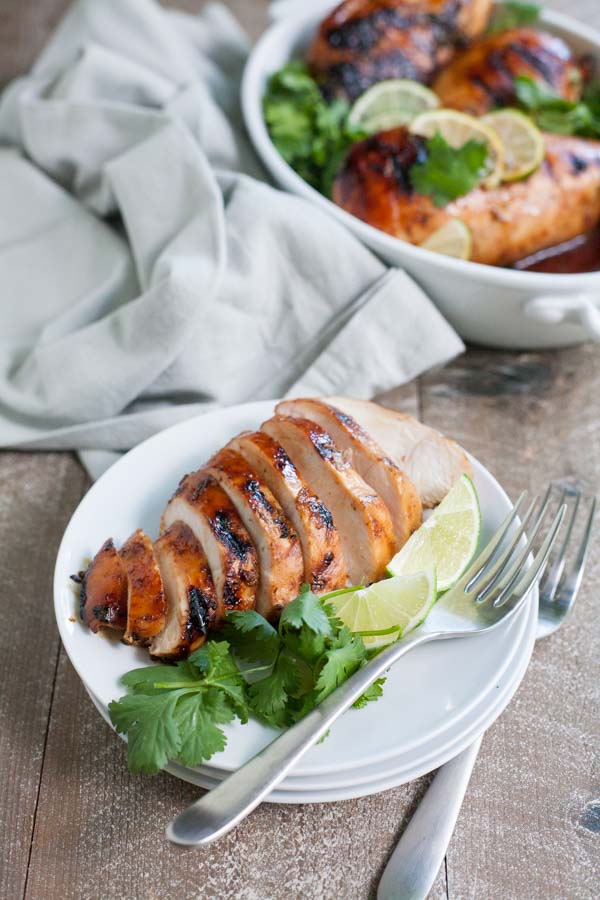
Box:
(327, 571), (437, 650)
(348, 79), (440, 133)
(420, 219), (472, 260)
(387, 474), (481, 592)
(481, 109), (545, 181)
(410, 109), (505, 188)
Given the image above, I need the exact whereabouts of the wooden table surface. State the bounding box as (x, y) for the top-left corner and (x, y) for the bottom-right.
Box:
(1, 2), (599, 898)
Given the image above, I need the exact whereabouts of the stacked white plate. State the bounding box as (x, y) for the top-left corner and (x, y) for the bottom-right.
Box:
(54, 401), (537, 803)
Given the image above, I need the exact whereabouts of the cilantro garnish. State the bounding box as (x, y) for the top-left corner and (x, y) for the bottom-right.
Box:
(409, 132), (490, 207)
(263, 61), (365, 196)
(487, 2), (540, 35)
(108, 641), (248, 774)
(515, 76), (600, 139)
(109, 586), (387, 774)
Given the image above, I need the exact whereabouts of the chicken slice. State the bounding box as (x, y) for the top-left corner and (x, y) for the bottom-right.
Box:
(326, 396), (472, 507)
(276, 398), (422, 550)
(204, 448), (304, 620)
(262, 415), (395, 585)
(79, 538), (126, 633)
(162, 472), (258, 616)
(228, 430), (348, 592)
(119, 529), (166, 646)
(150, 521), (218, 661)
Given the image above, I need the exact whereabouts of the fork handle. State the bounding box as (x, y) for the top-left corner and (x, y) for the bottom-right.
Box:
(377, 736), (482, 900)
(167, 632), (429, 846)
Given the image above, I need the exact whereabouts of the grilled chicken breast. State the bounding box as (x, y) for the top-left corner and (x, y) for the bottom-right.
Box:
(433, 28), (584, 115)
(162, 472), (258, 615)
(308, 0), (493, 101)
(119, 529), (166, 646)
(204, 448), (304, 620)
(229, 431), (348, 592)
(333, 128), (600, 267)
(79, 538), (127, 633)
(327, 397), (471, 507)
(276, 398), (422, 549)
(262, 415), (396, 584)
(150, 522), (217, 661)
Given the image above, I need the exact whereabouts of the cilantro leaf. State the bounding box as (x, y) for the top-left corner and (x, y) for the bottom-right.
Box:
(263, 61), (365, 196)
(108, 691), (183, 774)
(515, 76), (600, 139)
(222, 610), (280, 664)
(248, 651), (301, 727)
(279, 583), (333, 635)
(175, 689), (234, 767)
(353, 677), (386, 709)
(313, 626), (367, 703)
(487, 2), (539, 35)
(409, 132), (489, 207)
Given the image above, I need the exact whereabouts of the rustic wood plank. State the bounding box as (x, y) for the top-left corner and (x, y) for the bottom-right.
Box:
(0, 453), (88, 900)
(419, 345), (600, 900)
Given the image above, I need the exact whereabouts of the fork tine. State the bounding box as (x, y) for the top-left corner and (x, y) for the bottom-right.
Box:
(497, 503), (567, 606)
(458, 492), (528, 589)
(470, 490), (549, 597)
(539, 488), (581, 604)
(553, 496), (597, 608)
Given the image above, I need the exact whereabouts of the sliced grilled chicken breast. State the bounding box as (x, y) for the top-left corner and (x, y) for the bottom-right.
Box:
(204, 448), (304, 619)
(326, 396), (471, 507)
(262, 415), (395, 585)
(162, 472), (258, 616)
(150, 522), (218, 661)
(276, 398), (422, 549)
(229, 430), (348, 592)
(119, 529), (166, 646)
(79, 538), (126, 633)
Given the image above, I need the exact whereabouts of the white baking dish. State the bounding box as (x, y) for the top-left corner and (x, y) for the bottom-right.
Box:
(242, 3), (600, 348)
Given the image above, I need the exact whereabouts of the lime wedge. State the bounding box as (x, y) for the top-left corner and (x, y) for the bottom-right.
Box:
(410, 109), (505, 188)
(348, 79), (440, 134)
(387, 474), (481, 592)
(327, 571), (437, 649)
(481, 109), (545, 181)
(420, 219), (472, 260)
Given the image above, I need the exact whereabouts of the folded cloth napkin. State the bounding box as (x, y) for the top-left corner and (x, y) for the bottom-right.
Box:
(0, 0), (463, 478)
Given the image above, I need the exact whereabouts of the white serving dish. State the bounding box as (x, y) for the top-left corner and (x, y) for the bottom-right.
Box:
(54, 401), (537, 802)
(242, 4), (600, 349)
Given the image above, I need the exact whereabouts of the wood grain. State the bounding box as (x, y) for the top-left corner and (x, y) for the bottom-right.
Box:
(0, 1), (598, 899)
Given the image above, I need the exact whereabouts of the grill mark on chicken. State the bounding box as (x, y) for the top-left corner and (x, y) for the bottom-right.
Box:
(212, 509), (255, 563)
(308, 0), (493, 101)
(187, 586), (212, 636)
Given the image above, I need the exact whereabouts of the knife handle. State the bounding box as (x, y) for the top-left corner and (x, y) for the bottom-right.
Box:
(377, 736), (482, 900)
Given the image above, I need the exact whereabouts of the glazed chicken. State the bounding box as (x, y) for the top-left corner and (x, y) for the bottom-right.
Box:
(307, 0), (493, 101)
(333, 128), (600, 267)
(80, 399), (471, 660)
(433, 27), (584, 115)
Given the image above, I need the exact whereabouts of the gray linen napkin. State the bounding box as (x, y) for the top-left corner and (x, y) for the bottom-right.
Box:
(0, 0), (463, 478)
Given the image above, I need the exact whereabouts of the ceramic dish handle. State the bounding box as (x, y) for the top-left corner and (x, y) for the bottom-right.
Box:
(523, 294), (600, 341)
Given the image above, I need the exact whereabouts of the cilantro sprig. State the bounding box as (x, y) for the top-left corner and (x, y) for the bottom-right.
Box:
(226, 584), (385, 729)
(108, 641), (248, 774)
(409, 132), (490, 207)
(515, 76), (600, 139)
(486, 2), (540, 35)
(109, 586), (387, 774)
(263, 61), (365, 196)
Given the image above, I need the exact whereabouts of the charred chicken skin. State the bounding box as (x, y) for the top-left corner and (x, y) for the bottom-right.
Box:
(433, 27), (584, 115)
(333, 127), (600, 267)
(307, 0), (493, 101)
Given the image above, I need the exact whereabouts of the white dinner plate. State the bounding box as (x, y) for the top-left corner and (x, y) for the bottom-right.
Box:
(54, 401), (536, 796)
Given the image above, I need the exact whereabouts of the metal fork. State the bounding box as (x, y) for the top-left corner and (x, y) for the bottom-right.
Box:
(377, 485), (596, 900)
(167, 489), (568, 847)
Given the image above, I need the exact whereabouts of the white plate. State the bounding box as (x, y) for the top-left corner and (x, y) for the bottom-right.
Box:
(54, 401), (536, 793)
